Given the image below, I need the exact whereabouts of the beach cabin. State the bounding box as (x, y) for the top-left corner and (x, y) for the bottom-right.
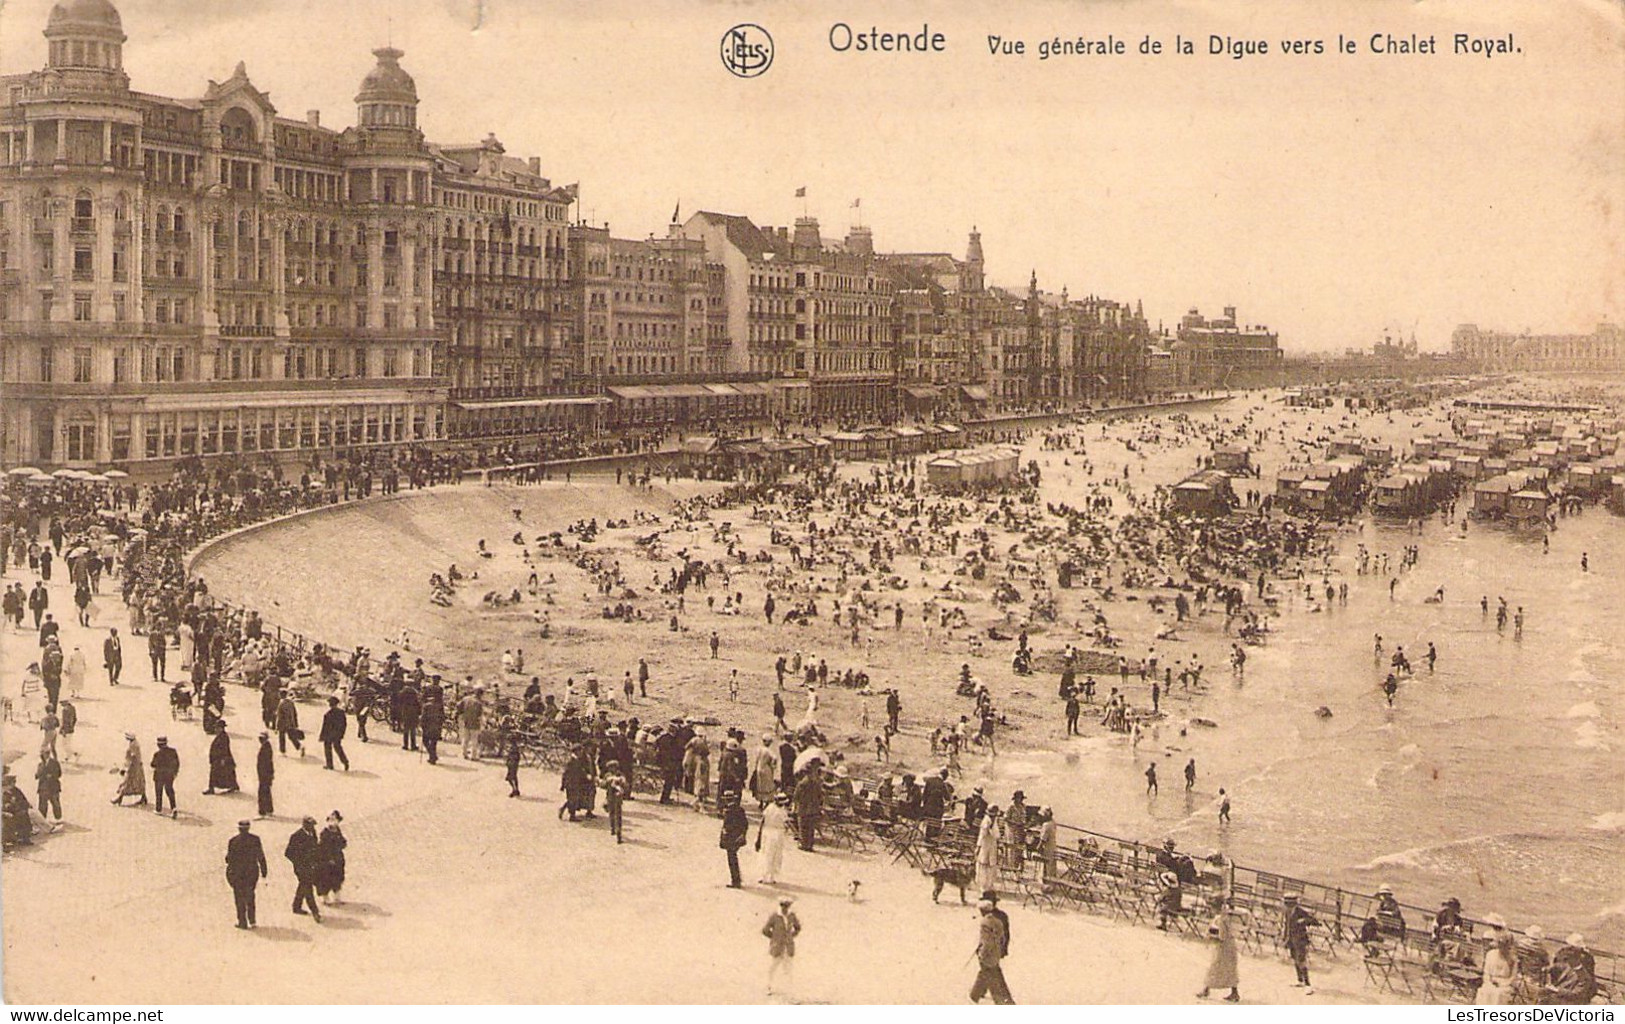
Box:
(1373, 473), (1422, 516)
(828, 432), (870, 460)
(1507, 490), (1549, 523)
(935, 423), (966, 449)
(926, 447), (1020, 490)
(1275, 467), (1308, 503)
(1473, 475), (1517, 519)
(1361, 443), (1395, 470)
(1212, 445), (1252, 473)
(1170, 470), (1236, 517)
(1452, 454), (1484, 482)
(1297, 479), (1333, 513)
(1329, 439), (1365, 460)
(890, 426), (926, 456)
(1565, 463), (1601, 498)
(1611, 475), (1625, 514)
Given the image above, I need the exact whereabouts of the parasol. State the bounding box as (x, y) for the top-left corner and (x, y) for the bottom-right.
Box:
(102, 469), (130, 479)
(793, 746), (827, 773)
(6, 466), (45, 477)
(51, 468), (79, 479)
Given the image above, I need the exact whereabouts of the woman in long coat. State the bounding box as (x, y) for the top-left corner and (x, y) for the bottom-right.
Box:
(558, 746), (595, 821)
(749, 737), (779, 808)
(316, 811), (348, 905)
(974, 806), (1001, 894)
(1198, 897), (1241, 1001)
(756, 793), (791, 884)
(206, 726), (239, 793)
(111, 733), (147, 805)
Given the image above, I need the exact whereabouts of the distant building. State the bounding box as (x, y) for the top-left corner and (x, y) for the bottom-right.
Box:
(1451, 322), (1623, 372)
(685, 211), (894, 422)
(1171, 306), (1282, 388)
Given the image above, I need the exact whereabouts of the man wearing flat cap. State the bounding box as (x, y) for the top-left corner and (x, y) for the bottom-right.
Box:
(225, 820), (267, 929)
(150, 736), (179, 818)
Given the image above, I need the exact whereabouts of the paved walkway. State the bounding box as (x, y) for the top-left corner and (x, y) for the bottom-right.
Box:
(0, 529), (1385, 1005)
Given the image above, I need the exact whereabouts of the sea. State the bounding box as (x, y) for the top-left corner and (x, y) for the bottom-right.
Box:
(985, 414), (1625, 951)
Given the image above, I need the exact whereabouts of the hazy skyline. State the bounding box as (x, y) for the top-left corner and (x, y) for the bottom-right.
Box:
(3, 0), (1620, 353)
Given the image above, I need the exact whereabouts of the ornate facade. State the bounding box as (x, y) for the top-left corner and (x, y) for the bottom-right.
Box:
(0, 0), (573, 466)
(1452, 323), (1624, 373)
(1171, 305), (1282, 388)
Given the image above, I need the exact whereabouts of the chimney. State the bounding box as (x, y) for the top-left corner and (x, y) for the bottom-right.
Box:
(778, 227), (789, 243)
(306, 110), (321, 128)
(792, 216), (822, 257)
(844, 225), (873, 257)
(528, 156), (541, 175)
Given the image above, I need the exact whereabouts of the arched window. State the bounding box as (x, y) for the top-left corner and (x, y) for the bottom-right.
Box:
(219, 107), (258, 147)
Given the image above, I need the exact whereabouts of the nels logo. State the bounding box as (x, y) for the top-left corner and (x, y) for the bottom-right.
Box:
(721, 24), (773, 78)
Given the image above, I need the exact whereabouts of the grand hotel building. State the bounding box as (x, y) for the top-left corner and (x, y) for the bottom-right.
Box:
(0, 0), (575, 469)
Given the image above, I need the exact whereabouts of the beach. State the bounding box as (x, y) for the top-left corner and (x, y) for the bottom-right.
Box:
(186, 386), (1625, 953)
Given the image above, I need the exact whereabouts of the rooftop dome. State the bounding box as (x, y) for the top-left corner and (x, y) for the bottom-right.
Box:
(356, 47), (417, 105)
(45, 0), (125, 39)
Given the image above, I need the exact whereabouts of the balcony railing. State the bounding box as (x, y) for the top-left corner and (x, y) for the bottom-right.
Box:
(70, 217), (95, 234)
(219, 324), (277, 338)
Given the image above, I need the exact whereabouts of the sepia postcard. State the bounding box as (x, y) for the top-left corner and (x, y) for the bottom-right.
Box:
(0, 0), (1621, 1009)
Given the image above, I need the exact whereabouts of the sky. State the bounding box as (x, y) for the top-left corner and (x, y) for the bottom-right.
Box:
(3, 0), (1621, 353)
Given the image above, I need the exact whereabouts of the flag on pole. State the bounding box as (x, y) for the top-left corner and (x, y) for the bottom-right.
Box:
(671, 201), (680, 224)
(795, 187), (807, 198)
(851, 198), (861, 208)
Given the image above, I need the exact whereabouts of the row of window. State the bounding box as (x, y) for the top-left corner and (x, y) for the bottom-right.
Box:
(59, 404), (440, 463)
(14, 343), (432, 385)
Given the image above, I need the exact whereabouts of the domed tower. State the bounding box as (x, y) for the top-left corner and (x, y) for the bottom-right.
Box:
(345, 45), (434, 338)
(964, 227), (984, 292)
(43, 0), (130, 89)
(356, 47), (418, 130)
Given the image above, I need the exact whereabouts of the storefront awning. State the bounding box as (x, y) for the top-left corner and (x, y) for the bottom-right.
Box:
(960, 385), (991, 402)
(455, 397), (609, 411)
(903, 385), (942, 400)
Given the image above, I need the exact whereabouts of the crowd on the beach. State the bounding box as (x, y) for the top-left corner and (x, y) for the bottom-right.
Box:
(2, 382), (1619, 1004)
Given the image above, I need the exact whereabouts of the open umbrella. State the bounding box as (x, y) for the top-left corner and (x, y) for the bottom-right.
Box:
(26, 475), (55, 486)
(80, 473), (108, 484)
(102, 469), (130, 479)
(6, 467), (44, 477)
(51, 468), (79, 479)
(793, 746), (827, 773)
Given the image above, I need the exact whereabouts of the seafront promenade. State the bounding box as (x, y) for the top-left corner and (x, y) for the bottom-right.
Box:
(0, 518), (1388, 1005)
(5, 384), (1619, 1004)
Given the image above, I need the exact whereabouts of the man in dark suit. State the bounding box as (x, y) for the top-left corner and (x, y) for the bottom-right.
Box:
(256, 732), (275, 817)
(103, 628), (122, 685)
(319, 696), (350, 771)
(226, 820), (268, 929)
(150, 736), (179, 818)
(285, 816), (322, 922)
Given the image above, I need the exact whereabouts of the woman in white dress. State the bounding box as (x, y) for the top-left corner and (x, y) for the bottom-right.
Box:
(757, 793), (791, 884)
(974, 806), (1002, 894)
(1475, 918), (1517, 1005)
(178, 620), (195, 673)
(64, 647), (86, 698)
